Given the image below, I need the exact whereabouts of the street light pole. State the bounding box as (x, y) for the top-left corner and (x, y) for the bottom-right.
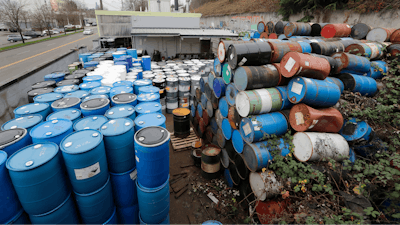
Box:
(100, 0), (103, 10)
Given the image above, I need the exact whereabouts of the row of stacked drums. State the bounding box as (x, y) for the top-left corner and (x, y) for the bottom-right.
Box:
(0, 69), (172, 224)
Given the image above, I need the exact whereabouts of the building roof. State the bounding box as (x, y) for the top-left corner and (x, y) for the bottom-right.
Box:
(131, 28), (238, 37)
(95, 10), (202, 18)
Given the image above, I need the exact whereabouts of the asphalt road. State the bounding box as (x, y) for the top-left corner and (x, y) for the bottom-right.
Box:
(0, 31), (81, 47)
(0, 29), (99, 87)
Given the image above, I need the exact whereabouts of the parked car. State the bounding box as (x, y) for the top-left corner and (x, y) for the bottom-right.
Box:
(7, 34), (32, 42)
(75, 25), (82, 29)
(92, 23), (97, 26)
(53, 28), (64, 33)
(64, 24), (75, 29)
(42, 30), (59, 36)
(83, 29), (93, 35)
(23, 31), (42, 38)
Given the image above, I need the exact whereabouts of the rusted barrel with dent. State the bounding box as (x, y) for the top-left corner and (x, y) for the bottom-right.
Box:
(284, 22), (312, 37)
(339, 39), (361, 48)
(338, 73), (378, 96)
(218, 40), (249, 63)
(226, 42), (272, 69)
(235, 88), (282, 117)
(272, 63), (290, 85)
(311, 23), (328, 36)
(275, 21), (289, 35)
(233, 65), (281, 91)
(201, 147), (221, 179)
(280, 52), (330, 80)
(390, 29), (400, 43)
(310, 41), (345, 56)
(266, 21), (275, 34)
(331, 52), (371, 74)
(269, 33), (278, 39)
(289, 103), (343, 133)
(351, 23), (372, 40)
(228, 106), (241, 130)
(268, 41), (303, 63)
(345, 43), (382, 60)
(366, 27), (397, 42)
(307, 53), (340, 75)
(321, 24), (351, 38)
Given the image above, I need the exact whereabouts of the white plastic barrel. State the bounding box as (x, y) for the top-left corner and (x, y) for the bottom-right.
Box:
(249, 170), (281, 201)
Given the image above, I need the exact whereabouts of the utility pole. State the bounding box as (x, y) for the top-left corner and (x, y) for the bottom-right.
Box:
(100, 0), (103, 10)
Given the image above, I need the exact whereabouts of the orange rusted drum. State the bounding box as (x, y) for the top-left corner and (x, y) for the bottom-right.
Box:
(256, 199), (291, 224)
(260, 32), (269, 39)
(199, 118), (206, 137)
(228, 106), (241, 130)
(366, 27), (397, 42)
(269, 33), (278, 39)
(289, 103), (343, 133)
(390, 29), (400, 43)
(280, 52), (330, 80)
(195, 108), (201, 121)
(202, 109), (210, 126)
(205, 126), (214, 143)
(272, 63), (289, 86)
(321, 24), (351, 38)
(268, 41), (302, 63)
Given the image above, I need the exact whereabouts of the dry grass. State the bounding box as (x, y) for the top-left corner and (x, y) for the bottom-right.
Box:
(191, 0), (280, 17)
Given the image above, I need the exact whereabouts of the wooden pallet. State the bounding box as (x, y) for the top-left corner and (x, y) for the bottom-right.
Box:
(170, 128), (199, 152)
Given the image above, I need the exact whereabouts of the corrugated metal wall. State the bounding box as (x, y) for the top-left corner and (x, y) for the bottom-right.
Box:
(97, 15), (132, 37)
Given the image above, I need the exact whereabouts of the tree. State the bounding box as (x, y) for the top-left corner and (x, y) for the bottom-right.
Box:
(30, 9), (45, 33)
(123, 0), (147, 11)
(55, 13), (68, 35)
(34, 0), (55, 38)
(0, 0), (27, 43)
(20, 9), (29, 29)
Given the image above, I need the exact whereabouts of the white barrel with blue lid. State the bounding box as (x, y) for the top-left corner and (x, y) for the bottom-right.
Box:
(54, 85), (79, 94)
(46, 109), (82, 123)
(135, 102), (162, 115)
(0, 150), (22, 224)
(110, 86), (134, 98)
(60, 129), (109, 194)
(73, 115), (108, 131)
(51, 97), (81, 112)
(79, 81), (101, 91)
(83, 94), (109, 102)
(0, 128), (31, 157)
(139, 86), (160, 94)
(33, 92), (64, 105)
(14, 103), (51, 119)
(74, 176), (115, 224)
(64, 90), (90, 99)
(44, 72), (65, 82)
(134, 113), (166, 131)
(6, 143), (70, 215)
(1, 115), (43, 133)
(137, 92), (160, 104)
(133, 79), (152, 95)
(110, 167), (138, 207)
(105, 104), (136, 121)
(100, 118), (136, 173)
(90, 86), (111, 97)
(114, 80), (133, 87)
(82, 75), (102, 83)
(30, 119), (73, 145)
(80, 98), (110, 117)
(134, 126), (170, 189)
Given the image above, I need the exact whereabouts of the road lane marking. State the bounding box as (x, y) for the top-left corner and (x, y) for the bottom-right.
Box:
(17, 50), (30, 55)
(0, 34), (97, 71)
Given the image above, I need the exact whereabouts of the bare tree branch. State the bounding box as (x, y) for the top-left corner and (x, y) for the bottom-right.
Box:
(0, 0), (27, 43)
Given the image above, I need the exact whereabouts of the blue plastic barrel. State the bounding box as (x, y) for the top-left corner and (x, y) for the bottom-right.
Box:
(79, 53), (92, 63)
(367, 60), (388, 79)
(242, 139), (290, 172)
(142, 56), (151, 71)
(197, 103), (203, 117)
(34, 93), (64, 105)
(14, 103), (51, 119)
(275, 86), (294, 110)
(117, 47), (127, 51)
(6, 143), (69, 215)
(110, 86), (134, 98)
(134, 113), (166, 131)
(73, 115), (108, 131)
(221, 118), (233, 140)
(219, 97), (229, 117)
(113, 52), (125, 59)
(83, 94), (109, 102)
(5, 209), (30, 224)
(100, 118), (135, 173)
(0, 151), (22, 224)
(83, 75), (103, 83)
(339, 53), (371, 74)
(114, 81), (133, 88)
(137, 92), (160, 104)
(214, 58), (222, 76)
(201, 93), (208, 109)
(30, 119), (73, 145)
(208, 72), (216, 91)
(203, 220), (223, 225)
(287, 77), (341, 107)
(115, 61), (129, 72)
(91, 86), (111, 97)
(54, 85), (79, 94)
(84, 61), (99, 68)
(51, 97), (81, 112)
(80, 98), (110, 117)
(240, 112), (288, 143)
(1, 115), (42, 132)
(224, 169), (234, 188)
(200, 77), (206, 92)
(339, 118), (373, 142)
(191, 104), (196, 117)
(133, 80), (152, 95)
(325, 77), (345, 94)
(104, 207), (117, 224)
(127, 49), (138, 59)
(105, 104), (136, 121)
(111, 93), (138, 106)
(134, 126), (169, 189)
(64, 90), (90, 99)
(29, 193), (79, 224)
(117, 204), (139, 224)
(135, 102), (162, 115)
(136, 176), (170, 224)
(339, 73), (378, 96)
(139, 214), (169, 224)
(44, 72), (65, 82)
(110, 167), (138, 207)
(80, 81), (102, 91)
(74, 177), (115, 224)
(60, 129), (109, 194)
(298, 41), (312, 53)
(225, 83), (238, 106)
(139, 86), (160, 94)
(0, 128), (31, 157)
(232, 129), (245, 154)
(46, 109), (81, 123)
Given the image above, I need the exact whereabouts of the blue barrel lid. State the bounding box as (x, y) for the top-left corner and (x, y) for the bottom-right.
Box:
(83, 75), (103, 83)
(34, 93), (64, 103)
(137, 93), (160, 102)
(133, 79), (152, 87)
(339, 118), (372, 141)
(134, 126), (170, 147)
(46, 109), (81, 121)
(221, 118), (232, 140)
(110, 86), (133, 95)
(30, 119), (72, 140)
(1, 115), (43, 131)
(90, 86), (111, 95)
(135, 113), (166, 128)
(233, 67), (249, 91)
(14, 103), (49, 116)
(44, 72), (65, 79)
(54, 85), (79, 94)
(232, 129), (244, 153)
(135, 102), (161, 114)
(73, 115), (108, 131)
(0, 150), (6, 165)
(202, 220), (223, 225)
(80, 81), (101, 90)
(61, 129), (103, 154)
(51, 97), (81, 110)
(82, 94), (109, 102)
(100, 118), (134, 136)
(219, 97), (229, 118)
(64, 90), (90, 99)
(138, 86), (160, 94)
(113, 81), (133, 87)
(6, 143), (59, 171)
(105, 105), (135, 119)
(287, 77), (308, 104)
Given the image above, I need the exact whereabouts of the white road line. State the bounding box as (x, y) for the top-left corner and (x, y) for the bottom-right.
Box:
(17, 50), (30, 55)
